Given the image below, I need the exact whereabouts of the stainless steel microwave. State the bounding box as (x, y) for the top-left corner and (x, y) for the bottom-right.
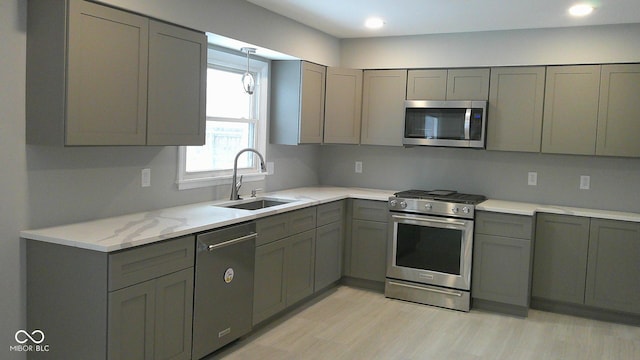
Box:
(403, 100), (487, 148)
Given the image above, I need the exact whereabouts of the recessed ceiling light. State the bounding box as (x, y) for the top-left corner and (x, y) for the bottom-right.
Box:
(569, 4), (594, 16)
(365, 17), (384, 29)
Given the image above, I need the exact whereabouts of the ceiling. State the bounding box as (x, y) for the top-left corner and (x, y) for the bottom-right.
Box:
(246, 0), (640, 38)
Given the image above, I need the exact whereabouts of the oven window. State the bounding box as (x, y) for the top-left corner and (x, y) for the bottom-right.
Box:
(396, 223), (462, 275)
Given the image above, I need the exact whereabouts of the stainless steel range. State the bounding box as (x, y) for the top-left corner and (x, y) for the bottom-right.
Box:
(385, 190), (486, 312)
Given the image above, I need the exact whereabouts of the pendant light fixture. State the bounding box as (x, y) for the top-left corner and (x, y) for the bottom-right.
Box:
(240, 47), (256, 95)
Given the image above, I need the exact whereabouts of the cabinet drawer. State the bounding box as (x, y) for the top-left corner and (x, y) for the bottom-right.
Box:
(289, 207), (317, 235)
(257, 213), (289, 246)
(317, 201), (345, 227)
(352, 199), (388, 222)
(475, 211), (533, 239)
(109, 235), (195, 291)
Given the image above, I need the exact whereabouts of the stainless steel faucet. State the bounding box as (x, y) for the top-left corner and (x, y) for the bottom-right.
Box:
(230, 148), (267, 200)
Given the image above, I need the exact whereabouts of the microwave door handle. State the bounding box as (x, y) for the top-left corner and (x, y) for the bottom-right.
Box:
(464, 108), (471, 140)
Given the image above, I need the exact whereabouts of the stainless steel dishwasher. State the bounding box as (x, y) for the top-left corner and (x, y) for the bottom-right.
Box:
(192, 221), (256, 359)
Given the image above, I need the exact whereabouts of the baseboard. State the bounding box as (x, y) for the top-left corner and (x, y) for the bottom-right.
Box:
(340, 276), (385, 293)
(472, 298), (528, 318)
(531, 297), (640, 326)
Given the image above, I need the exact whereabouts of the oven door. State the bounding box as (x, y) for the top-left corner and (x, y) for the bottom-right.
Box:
(387, 213), (474, 290)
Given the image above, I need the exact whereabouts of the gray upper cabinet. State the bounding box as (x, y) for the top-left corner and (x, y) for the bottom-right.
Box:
(406, 68), (489, 100)
(542, 65), (601, 155)
(595, 64), (640, 157)
(532, 213), (590, 304)
(406, 69), (447, 100)
(324, 67), (363, 144)
(487, 67), (546, 152)
(26, 0), (206, 146)
(270, 61), (326, 145)
(146, 20), (206, 146)
(361, 69), (407, 146)
(446, 68), (491, 100)
(585, 219), (640, 314)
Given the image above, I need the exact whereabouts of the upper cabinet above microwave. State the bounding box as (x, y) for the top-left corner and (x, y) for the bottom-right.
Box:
(407, 68), (490, 101)
(26, 0), (207, 146)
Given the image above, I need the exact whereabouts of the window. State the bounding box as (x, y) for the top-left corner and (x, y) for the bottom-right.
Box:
(178, 46), (268, 190)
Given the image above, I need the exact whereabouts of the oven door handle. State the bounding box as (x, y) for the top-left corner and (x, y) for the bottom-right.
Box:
(392, 214), (467, 227)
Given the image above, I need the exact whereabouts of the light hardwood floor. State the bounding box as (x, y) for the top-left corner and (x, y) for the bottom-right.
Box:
(208, 286), (640, 360)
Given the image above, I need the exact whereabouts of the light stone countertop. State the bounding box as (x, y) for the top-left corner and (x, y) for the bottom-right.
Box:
(477, 199), (640, 223)
(20, 187), (396, 252)
(21, 187), (640, 252)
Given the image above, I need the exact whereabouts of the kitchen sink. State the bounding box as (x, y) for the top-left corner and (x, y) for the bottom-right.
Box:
(218, 198), (294, 210)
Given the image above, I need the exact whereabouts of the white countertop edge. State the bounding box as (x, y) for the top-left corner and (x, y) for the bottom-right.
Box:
(478, 199), (640, 222)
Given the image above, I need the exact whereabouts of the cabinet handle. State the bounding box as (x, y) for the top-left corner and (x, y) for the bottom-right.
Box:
(207, 233), (257, 251)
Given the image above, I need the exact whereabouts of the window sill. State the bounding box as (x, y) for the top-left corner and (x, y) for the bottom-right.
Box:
(177, 173), (266, 190)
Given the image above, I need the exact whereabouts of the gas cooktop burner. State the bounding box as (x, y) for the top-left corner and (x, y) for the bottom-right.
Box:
(393, 189), (486, 205)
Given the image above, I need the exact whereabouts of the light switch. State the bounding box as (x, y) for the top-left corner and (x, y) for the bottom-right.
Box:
(528, 172), (537, 186)
(580, 175), (590, 190)
(266, 162), (275, 175)
(355, 161), (363, 174)
(141, 168), (151, 187)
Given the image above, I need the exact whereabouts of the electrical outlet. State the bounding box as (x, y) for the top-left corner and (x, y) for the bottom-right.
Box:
(355, 161), (363, 174)
(141, 168), (151, 187)
(528, 172), (537, 186)
(266, 162), (275, 175)
(580, 175), (590, 190)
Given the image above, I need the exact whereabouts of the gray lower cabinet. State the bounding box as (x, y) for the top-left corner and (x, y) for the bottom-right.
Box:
(346, 199), (388, 283)
(532, 213), (590, 304)
(27, 235), (195, 360)
(472, 211), (534, 315)
(253, 208), (317, 325)
(314, 201), (345, 292)
(108, 268), (194, 360)
(585, 219), (640, 314)
(533, 214), (640, 317)
(253, 230), (316, 325)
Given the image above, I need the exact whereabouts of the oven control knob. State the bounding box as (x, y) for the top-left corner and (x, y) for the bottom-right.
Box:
(451, 207), (459, 214)
(462, 207), (470, 214)
(400, 201), (408, 209)
(424, 203), (433, 210)
(389, 200), (397, 207)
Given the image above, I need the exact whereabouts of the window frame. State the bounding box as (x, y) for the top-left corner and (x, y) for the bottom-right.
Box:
(177, 46), (269, 190)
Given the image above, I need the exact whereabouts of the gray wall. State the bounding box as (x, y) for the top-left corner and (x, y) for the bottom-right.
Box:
(320, 145), (640, 214)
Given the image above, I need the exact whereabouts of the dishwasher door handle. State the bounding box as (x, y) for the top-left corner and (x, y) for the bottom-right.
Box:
(206, 233), (257, 251)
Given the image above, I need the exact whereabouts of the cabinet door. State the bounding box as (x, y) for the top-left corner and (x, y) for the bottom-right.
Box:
(315, 221), (344, 291)
(542, 65), (601, 155)
(285, 230), (316, 305)
(147, 21), (206, 146)
(350, 219), (388, 282)
(487, 67), (545, 152)
(253, 239), (287, 325)
(108, 280), (156, 360)
(299, 62), (326, 144)
(361, 69), (407, 146)
(446, 68), (490, 100)
(532, 213), (590, 304)
(317, 200), (345, 227)
(406, 69), (447, 100)
(585, 219), (640, 314)
(596, 64), (640, 157)
(154, 268), (194, 360)
(324, 67), (363, 144)
(472, 234), (531, 306)
(67, 0), (149, 145)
